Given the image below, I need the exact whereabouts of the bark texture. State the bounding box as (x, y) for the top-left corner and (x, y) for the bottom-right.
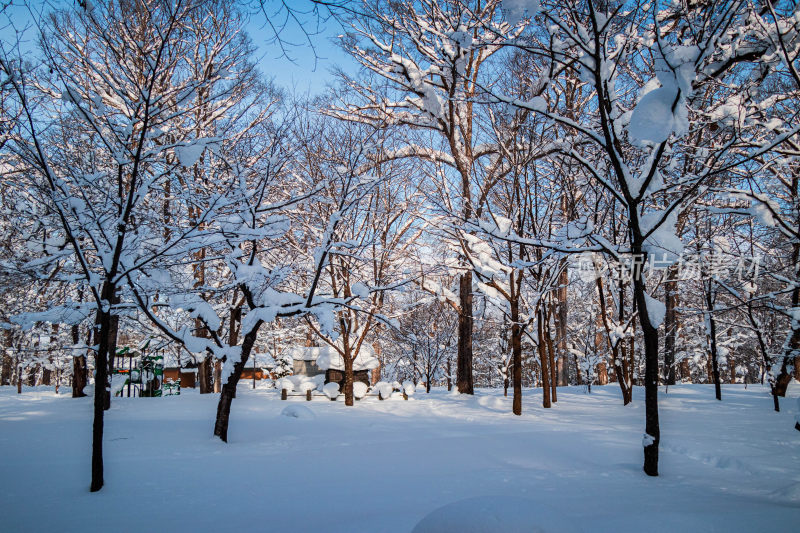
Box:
(456, 271), (474, 394)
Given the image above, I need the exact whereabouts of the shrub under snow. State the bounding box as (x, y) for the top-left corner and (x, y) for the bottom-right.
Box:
(353, 381), (368, 399)
(375, 381), (393, 399)
(280, 405), (315, 420)
(323, 382), (340, 400)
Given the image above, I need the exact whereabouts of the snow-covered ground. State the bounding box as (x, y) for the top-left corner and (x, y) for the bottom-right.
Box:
(1, 383), (798, 532)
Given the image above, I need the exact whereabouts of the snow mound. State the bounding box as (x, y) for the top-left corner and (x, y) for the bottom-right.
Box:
(353, 382), (368, 399)
(280, 405), (315, 420)
(316, 345), (379, 371)
(375, 381), (393, 399)
(412, 496), (548, 533)
(296, 379), (317, 393)
(277, 378), (294, 392)
(284, 346), (332, 362)
(477, 396), (506, 410)
(278, 374), (324, 393)
(323, 382), (340, 399)
(403, 382), (416, 397)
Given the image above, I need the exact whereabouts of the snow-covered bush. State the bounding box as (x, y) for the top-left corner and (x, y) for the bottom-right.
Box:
(296, 378), (317, 394)
(403, 382), (416, 397)
(353, 382), (368, 399)
(278, 378), (294, 392)
(375, 381), (393, 400)
(280, 405), (315, 420)
(323, 382), (340, 400)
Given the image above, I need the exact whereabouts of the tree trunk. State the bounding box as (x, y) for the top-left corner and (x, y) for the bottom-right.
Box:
(538, 308), (551, 408)
(218, 306), (241, 394)
(456, 271), (474, 394)
(343, 348), (355, 407)
(214, 360), (223, 393)
(198, 355), (213, 394)
(1, 330), (12, 385)
(554, 265), (569, 386)
(632, 253), (659, 477)
(91, 303), (113, 492)
(27, 365), (38, 387)
(214, 321), (262, 442)
(71, 324), (87, 397)
(1, 354), (10, 386)
(446, 356), (452, 391)
(679, 359), (691, 383)
(511, 280), (522, 416)
(705, 284), (722, 401)
(42, 325), (56, 387)
(73, 355), (88, 397)
(663, 268), (678, 385)
(371, 337), (383, 385)
(545, 311), (558, 403)
(595, 308), (608, 385)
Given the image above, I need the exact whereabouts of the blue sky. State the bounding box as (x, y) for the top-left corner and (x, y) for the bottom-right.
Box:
(0, 0), (356, 96)
(244, 6), (357, 95)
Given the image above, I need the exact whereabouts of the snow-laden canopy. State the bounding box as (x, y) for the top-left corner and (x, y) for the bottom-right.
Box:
(285, 344), (379, 372)
(284, 346), (332, 362)
(316, 344), (379, 372)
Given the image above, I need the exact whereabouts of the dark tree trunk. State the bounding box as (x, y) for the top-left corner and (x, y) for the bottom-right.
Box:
(371, 336), (383, 386)
(663, 269), (678, 386)
(214, 321), (262, 442)
(198, 355), (213, 394)
(705, 284), (722, 401)
(343, 348), (355, 407)
(43, 324), (58, 387)
(554, 265), (569, 386)
(91, 304), (113, 492)
(27, 365), (38, 387)
(218, 306), (241, 394)
(680, 359), (691, 383)
(511, 279), (522, 416)
(538, 308), (551, 408)
(594, 312), (608, 385)
(545, 315), (558, 403)
(632, 254), (659, 477)
(596, 361), (608, 385)
(1, 354), (10, 386)
(72, 324), (88, 398)
(456, 271), (474, 394)
(446, 356), (452, 391)
(774, 218), (800, 409)
(1, 330), (12, 385)
(72, 355), (88, 397)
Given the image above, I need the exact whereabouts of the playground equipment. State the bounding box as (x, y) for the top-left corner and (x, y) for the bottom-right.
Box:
(113, 345), (166, 397)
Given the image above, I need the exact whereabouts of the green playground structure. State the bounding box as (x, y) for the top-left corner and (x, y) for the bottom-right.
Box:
(113, 345), (177, 397)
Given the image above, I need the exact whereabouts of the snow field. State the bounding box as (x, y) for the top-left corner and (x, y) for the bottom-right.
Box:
(0, 383), (798, 532)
